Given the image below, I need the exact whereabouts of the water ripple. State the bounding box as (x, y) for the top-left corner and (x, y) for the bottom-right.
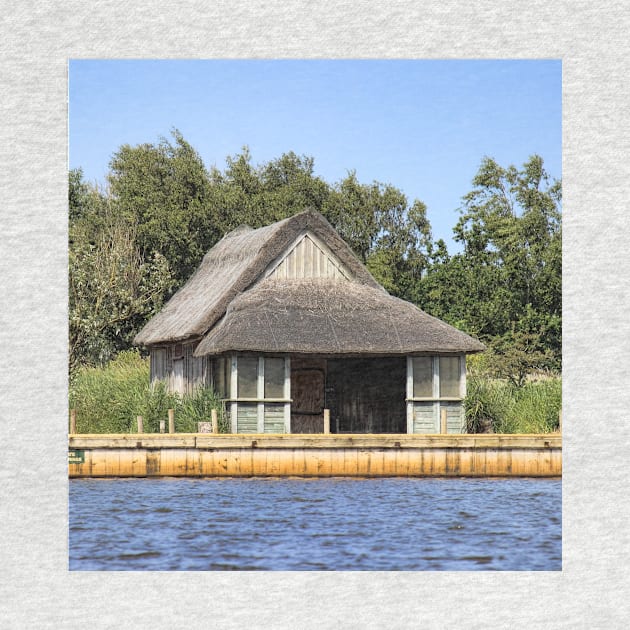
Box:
(69, 477), (561, 571)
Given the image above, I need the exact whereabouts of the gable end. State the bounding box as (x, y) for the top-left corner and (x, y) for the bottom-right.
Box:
(264, 231), (352, 281)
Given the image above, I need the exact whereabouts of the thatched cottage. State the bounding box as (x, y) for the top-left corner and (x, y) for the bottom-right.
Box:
(134, 210), (484, 434)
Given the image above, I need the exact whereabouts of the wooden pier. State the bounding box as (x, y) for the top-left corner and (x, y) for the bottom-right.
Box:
(68, 433), (561, 478)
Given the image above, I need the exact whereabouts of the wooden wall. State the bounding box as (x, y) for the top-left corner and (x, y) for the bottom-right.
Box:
(267, 232), (351, 281)
(150, 342), (210, 394)
(326, 357), (407, 433)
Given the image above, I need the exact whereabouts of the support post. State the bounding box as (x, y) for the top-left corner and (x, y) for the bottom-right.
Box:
(323, 408), (330, 434)
(168, 409), (175, 434)
(211, 408), (219, 434)
(137, 415), (144, 433)
(406, 356), (414, 434)
(159, 420), (165, 434)
(70, 409), (76, 434)
(440, 407), (447, 434)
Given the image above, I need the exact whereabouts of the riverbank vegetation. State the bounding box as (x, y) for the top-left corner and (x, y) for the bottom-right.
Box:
(69, 351), (560, 434)
(69, 351), (227, 434)
(69, 131), (561, 432)
(465, 374), (561, 434)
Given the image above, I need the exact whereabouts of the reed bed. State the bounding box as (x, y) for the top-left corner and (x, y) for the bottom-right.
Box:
(69, 350), (227, 433)
(464, 374), (561, 434)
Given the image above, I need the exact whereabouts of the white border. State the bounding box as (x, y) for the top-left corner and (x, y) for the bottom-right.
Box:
(3, 1), (628, 627)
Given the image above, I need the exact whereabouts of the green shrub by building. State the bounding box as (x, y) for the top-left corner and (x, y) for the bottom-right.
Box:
(465, 374), (561, 434)
(69, 350), (227, 433)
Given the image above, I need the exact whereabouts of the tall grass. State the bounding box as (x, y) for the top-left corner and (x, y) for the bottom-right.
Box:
(69, 350), (227, 433)
(464, 374), (561, 434)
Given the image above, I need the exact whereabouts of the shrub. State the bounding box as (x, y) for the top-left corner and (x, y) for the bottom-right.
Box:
(69, 350), (226, 433)
(464, 374), (561, 434)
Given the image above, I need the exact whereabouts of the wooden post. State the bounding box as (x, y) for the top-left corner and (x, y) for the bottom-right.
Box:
(168, 409), (175, 434)
(440, 407), (447, 434)
(137, 415), (144, 433)
(159, 420), (166, 434)
(211, 408), (219, 434)
(70, 409), (76, 434)
(323, 409), (330, 434)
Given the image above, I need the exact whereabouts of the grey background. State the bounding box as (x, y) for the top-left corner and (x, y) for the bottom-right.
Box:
(1, 1), (628, 627)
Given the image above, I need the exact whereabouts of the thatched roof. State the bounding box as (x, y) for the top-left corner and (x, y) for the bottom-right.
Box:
(135, 209), (484, 355)
(194, 278), (485, 356)
(134, 210), (381, 346)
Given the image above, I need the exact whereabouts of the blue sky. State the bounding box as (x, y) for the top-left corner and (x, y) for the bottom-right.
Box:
(69, 59), (561, 251)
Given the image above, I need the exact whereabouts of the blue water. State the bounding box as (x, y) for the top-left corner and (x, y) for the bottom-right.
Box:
(69, 477), (561, 571)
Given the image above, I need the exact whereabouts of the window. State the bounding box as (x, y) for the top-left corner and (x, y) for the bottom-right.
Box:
(228, 355), (290, 434)
(213, 356), (231, 398)
(439, 356), (461, 398)
(264, 357), (285, 398)
(407, 355), (465, 434)
(237, 356), (258, 398)
(412, 357), (433, 397)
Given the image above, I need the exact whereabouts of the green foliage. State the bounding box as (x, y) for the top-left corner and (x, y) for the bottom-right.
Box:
(419, 155), (562, 369)
(69, 350), (227, 433)
(323, 173), (433, 300)
(464, 374), (561, 434)
(107, 129), (220, 288)
(69, 198), (173, 372)
(70, 132), (561, 386)
(485, 327), (556, 387)
(208, 148), (331, 231)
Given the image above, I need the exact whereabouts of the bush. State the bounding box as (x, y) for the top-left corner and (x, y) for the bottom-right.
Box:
(464, 374), (561, 434)
(69, 350), (226, 433)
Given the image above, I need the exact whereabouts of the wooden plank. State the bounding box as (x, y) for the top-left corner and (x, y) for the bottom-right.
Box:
(264, 404), (285, 433)
(284, 355), (291, 434)
(323, 408), (330, 434)
(440, 407), (447, 434)
(304, 235), (312, 277)
(70, 433), (561, 450)
(413, 402), (437, 434)
(69, 442), (561, 477)
(313, 239), (321, 276)
(257, 357), (264, 433)
(237, 404), (258, 433)
(406, 356), (413, 434)
(230, 354), (238, 433)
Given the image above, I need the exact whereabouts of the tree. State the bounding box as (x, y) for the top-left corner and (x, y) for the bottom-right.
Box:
(107, 129), (219, 288)
(69, 207), (173, 372)
(69, 169), (174, 371)
(419, 155), (562, 370)
(323, 173), (433, 299)
(208, 148), (331, 231)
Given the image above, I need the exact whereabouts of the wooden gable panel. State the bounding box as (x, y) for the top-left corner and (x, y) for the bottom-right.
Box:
(268, 232), (352, 281)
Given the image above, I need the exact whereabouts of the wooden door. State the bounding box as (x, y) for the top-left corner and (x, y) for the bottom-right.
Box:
(291, 362), (326, 433)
